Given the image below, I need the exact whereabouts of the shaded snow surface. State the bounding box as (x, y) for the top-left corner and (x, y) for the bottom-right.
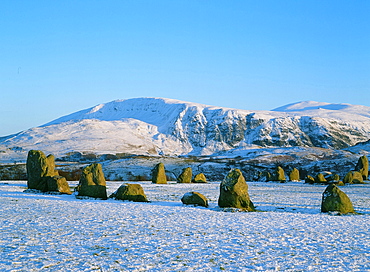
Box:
(0, 181), (369, 271)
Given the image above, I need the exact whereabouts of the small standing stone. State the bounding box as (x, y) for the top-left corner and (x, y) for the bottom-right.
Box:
(110, 183), (149, 202)
(177, 167), (192, 183)
(76, 163), (107, 199)
(289, 168), (300, 181)
(321, 184), (355, 214)
(181, 192), (208, 207)
(151, 163), (167, 184)
(193, 173), (207, 183)
(355, 155), (368, 180)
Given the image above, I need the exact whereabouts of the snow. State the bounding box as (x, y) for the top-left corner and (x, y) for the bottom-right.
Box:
(0, 180), (369, 271)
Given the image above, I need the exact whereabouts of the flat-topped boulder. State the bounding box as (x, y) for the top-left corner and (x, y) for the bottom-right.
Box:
(76, 163), (107, 199)
(181, 192), (208, 207)
(110, 183), (149, 202)
(218, 169), (255, 211)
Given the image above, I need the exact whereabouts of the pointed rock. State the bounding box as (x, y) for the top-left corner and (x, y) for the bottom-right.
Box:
(193, 173), (207, 183)
(177, 167), (192, 183)
(321, 184), (355, 214)
(274, 166), (286, 182)
(289, 168), (300, 181)
(218, 169), (255, 211)
(355, 155), (368, 180)
(151, 163), (167, 184)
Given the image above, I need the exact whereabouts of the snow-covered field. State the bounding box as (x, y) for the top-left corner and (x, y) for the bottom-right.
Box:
(0, 180), (369, 271)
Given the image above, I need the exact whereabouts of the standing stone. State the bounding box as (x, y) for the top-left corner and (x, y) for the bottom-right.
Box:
(352, 171), (365, 184)
(151, 163), (167, 184)
(193, 173), (207, 183)
(110, 183), (148, 202)
(274, 166), (286, 182)
(26, 150), (58, 190)
(321, 184), (355, 214)
(177, 167), (192, 183)
(218, 169), (255, 211)
(181, 192), (208, 207)
(289, 168), (300, 181)
(43, 175), (72, 194)
(315, 173), (327, 184)
(76, 163), (107, 199)
(355, 155), (368, 180)
(305, 175), (315, 184)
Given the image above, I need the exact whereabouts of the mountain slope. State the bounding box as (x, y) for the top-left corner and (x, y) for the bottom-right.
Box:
(0, 98), (369, 161)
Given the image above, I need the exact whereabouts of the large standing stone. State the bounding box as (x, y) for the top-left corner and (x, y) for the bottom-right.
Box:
(151, 163), (167, 184)
(289, 168), (300, 181)
(321, 184), (355, 214)
(193, 173), (207, 183)
(76, 163), (107, 199)
(218, 169), (255, 211)
(274, 166), (286, 182)
(110, 183), (149, 202)
(26, 150), (59, 190)
(181, 192), (208, 207)
(355, 155), (368, 180)
(177, 167), (192, 183)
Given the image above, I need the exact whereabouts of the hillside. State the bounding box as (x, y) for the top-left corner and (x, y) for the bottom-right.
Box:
(0, 98), (369, 164)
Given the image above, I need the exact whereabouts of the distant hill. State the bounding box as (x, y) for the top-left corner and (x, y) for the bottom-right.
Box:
(0, 97), (369, 163)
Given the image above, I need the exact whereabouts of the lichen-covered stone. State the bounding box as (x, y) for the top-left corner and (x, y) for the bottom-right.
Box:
(321, 184), (355, 214)
(315, 173), (327, 183)
(43, 175), (72, 194)
(181, 192), (208, 207)
(305, 175), (315, 184)
(352, 171), (365, 184)
(110, 183), (148, 202)
(151, 163), (167, 184)
(177, 167), (192, 183)
(274, 166), (286, 182)
(289, 168), (300, 181)
(26, 150), (58, 189)
(355, 155), (368, 180)
(218, 169), (255, 211)
(76, 163), (107, 199)
(193, 173), (207, 183)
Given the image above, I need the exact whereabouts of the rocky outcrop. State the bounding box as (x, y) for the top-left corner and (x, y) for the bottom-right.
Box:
(218, 169), (255, 211)
(321, 184), (355, 214)
(76, 163), (107, 199)
(193, 173), (207, 183)
(177, 167), (192, 183)
(181, 192), (208, 207)
(355, 155), (368, 180)
(110, 183), (149, 202)
(152, 163), (167, 184)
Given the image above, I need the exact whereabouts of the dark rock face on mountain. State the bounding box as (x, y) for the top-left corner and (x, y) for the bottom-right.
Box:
(321, 184), (355, 214)
(76, 163), (107, 199)
(218, 169), (255, 211)
(110, 183), (149, 202)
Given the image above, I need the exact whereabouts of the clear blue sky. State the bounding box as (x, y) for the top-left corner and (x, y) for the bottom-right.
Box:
(1, 0), (369, 136)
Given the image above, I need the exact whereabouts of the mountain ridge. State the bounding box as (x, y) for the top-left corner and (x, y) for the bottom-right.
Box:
(0, 97), (370, 163)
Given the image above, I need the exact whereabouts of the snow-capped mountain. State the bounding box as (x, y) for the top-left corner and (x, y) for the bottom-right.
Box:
(0, 98), (370, 162)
